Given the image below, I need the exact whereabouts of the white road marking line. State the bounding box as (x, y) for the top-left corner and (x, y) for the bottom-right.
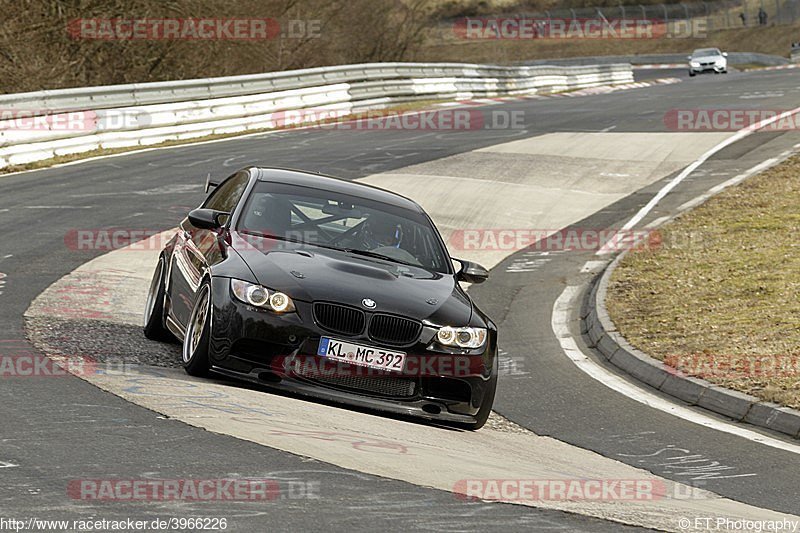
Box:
(676, 196), (708, 212)
(676, 158), (781, 213)
(707, 158), (778, 194)
(505, 258), (550, 272)
(611, 105), (800, 237)
(644, 216), (670, 229)
(173, 156), (220, 167)
(580, 261), (608, 273)
(600, 171), (629, 177)
(552, 284), (800, 455)
(23, 205), (93, 209)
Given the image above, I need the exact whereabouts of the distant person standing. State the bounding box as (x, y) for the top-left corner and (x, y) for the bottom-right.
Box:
(739, 12), (747, 26)
(758, 7), (767, 25)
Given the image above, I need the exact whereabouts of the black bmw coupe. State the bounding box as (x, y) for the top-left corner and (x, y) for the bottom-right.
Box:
(144, 167), (497, 429)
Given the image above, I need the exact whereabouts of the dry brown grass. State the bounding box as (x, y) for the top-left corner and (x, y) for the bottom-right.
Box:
(0, 0), (432, 93)
(1, 1), (796, 94)
(607, 156), (800, 408)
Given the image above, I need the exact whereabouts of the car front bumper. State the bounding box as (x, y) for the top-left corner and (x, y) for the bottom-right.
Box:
(205, 277), (497, 424)
(690, 64), (726, 73)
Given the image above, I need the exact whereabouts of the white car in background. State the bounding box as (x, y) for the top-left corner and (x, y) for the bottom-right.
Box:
(688, 48), (728, 76)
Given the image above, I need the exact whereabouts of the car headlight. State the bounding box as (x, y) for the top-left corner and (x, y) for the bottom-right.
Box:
(716, 59), (725, 65)
(436, 326), (487, 349)
(690, 61), (700, 67)
(230, 279), (295, 313)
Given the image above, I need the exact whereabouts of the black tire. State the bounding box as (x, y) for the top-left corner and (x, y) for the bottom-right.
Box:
(182, 282), (212, 377)
(143, 257), (173, 341)
(688, 71), (696, 77)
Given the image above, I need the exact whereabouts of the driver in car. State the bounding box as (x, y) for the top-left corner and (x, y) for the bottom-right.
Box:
(351, 215), (421, 266)
(361, 216), (403, 250)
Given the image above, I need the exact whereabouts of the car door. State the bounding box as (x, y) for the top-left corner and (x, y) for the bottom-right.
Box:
(169, 170), (250, 330)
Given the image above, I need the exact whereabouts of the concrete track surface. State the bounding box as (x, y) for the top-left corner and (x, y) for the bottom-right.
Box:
(3, 68), (800, 531)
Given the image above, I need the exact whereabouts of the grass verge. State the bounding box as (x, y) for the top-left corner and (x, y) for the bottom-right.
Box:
(606, 154), (800, 409)
(418, 21), (800, 64)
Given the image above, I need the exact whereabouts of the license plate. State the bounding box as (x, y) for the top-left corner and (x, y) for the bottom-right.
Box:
(317, 337), (406, 373)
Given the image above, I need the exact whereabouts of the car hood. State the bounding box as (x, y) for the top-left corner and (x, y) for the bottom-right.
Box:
(692, 55), (723, 62)
(231, 233), (473, 324)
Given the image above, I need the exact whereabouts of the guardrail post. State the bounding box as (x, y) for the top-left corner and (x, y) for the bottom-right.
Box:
(704, 1), (713, 31)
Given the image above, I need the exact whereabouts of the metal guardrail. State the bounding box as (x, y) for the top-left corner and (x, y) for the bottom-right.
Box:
(0, 62), (633, 169)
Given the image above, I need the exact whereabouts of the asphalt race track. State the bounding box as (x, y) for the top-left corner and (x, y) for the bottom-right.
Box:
(2, 68), (800, 531)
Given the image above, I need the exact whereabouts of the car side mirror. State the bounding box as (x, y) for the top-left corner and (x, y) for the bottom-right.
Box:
(722, 52), (728, 57)
(188, 208), (228, 230)
(455, 258), (489, 284)
(687, 55), (692, 60)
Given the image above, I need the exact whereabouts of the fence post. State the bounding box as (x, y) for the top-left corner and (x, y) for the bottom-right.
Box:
(704, 1), (713, 32)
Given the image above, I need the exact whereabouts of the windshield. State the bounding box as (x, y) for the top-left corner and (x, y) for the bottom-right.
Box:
(692, 48), (721, 57)
(237, 182), (451, 273)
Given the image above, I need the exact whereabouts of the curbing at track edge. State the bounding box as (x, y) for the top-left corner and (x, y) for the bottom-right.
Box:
(583, 251), (800, 440)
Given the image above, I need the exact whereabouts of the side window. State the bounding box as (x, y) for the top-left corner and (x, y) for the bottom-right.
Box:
(203, 171), (249, 213)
